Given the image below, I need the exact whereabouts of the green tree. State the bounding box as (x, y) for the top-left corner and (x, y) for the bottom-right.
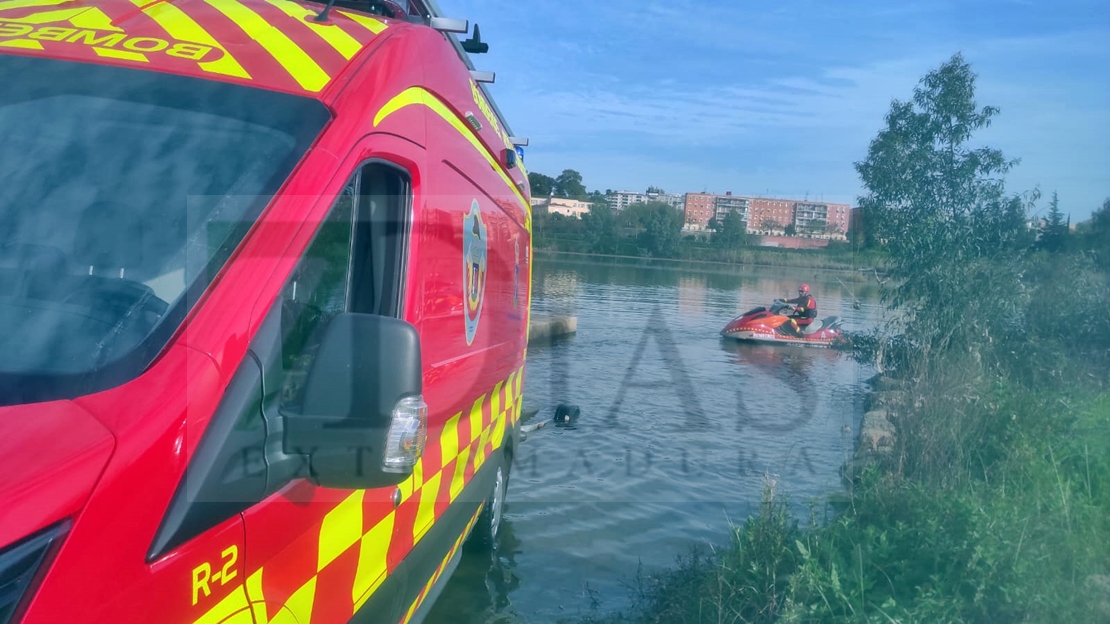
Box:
(784, 223), (796, 236)
(638, 203), (683, 257)
(582, 202), (619, 254)
(554, 169), (587, 199)
(1076, 198), (1110, 270)
(711, 209), (748, 250)
(1037, 191), (1070, 252)
(618, 201), (654, 229)
(527, 171), (555, 197)
(854, 53), (1033, 364)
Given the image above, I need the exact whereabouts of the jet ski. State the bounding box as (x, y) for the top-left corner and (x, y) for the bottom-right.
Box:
(721, 300), (845, 347)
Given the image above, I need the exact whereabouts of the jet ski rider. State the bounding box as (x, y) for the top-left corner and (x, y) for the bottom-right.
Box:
(783, 284), (817, 337)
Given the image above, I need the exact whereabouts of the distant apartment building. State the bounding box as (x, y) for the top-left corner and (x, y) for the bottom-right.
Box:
(815, 202), (851, 236)
(748, 198), (795, 232)
(685, 192), (851, 237)
(683, 192), (717, 230)
(548, 197), (591, 218)
(610, 190), (683, 211)
(531, 197), (591, 219)
(714, 194), (750, 223)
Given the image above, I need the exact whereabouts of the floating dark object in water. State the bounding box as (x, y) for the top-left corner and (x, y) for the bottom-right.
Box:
(521, 421), (546, 434)
(553, 404), (580, 425)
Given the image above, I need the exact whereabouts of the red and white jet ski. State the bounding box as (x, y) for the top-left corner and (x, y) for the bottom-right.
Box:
(721, 300), (845, 347)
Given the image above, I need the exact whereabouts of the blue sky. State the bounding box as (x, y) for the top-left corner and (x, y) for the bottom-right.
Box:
(438, 0), (1110, 221)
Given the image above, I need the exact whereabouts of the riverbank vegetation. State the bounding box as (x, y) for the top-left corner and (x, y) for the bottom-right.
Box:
(532, 204), (886, 272)
(565, 53), (1109, 624)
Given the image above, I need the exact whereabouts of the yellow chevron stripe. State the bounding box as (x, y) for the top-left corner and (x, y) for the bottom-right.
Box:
(0, 0), (73, 12)
(467, 392), (487, 444)
(245, 569), (267, 623)
(318, 490), (364, 571)
(449, 445), (470, 501)
(412, 472), (442, 542)
(93, 47), (147, 61)
(440, 411), (461, 465)
(131, 0), (250, 79)
(0, 6), (111, 25)
(204, 0), (328, 91)
(191, 585), (253, 624)
(280, 577), (316, 624)
(0, 39), (42, 48)
(373, 87), (531, 222)
(352, 512), (394, 612)
(337, 9), (386, 35)
(265, 0), (363, 60)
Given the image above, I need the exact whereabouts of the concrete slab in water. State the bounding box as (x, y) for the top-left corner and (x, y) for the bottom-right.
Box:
(528, 316), (577, 345)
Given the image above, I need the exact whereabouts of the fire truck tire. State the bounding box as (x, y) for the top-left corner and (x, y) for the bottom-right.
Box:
(467, 451), (509, 553)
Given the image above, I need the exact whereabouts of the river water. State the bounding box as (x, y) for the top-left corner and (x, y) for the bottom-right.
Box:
(426, 254), (882, 623)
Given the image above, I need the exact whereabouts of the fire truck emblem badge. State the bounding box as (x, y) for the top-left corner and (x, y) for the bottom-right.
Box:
(463, 199), (487, 345)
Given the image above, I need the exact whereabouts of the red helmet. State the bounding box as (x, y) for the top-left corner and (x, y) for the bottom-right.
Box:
(799, 284), (810, 294)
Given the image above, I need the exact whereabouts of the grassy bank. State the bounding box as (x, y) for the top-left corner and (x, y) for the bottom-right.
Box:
(564, 377), (1110, 624)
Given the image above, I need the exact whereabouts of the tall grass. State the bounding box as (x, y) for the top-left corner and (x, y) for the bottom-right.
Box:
(564, 368), (1110, 624)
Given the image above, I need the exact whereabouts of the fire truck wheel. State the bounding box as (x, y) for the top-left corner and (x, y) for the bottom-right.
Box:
(467, 454), (508, 553)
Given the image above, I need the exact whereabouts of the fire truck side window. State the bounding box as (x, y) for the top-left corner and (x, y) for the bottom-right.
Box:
(279, 181), (356, 412)
(277, 162), (410, 416)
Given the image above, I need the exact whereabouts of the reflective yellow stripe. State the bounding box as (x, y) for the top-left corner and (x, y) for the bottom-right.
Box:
(337, 9), (386, 34)
(440, 411), (460, 464)
(132, 0), (250, 78)
(191, 585), (253, 624)
(0, 0), (73, 12)
(1, 6), (102, 24)
(503, 372), (516, 416)
(352, 512), (394, 611)
(450, 445), (470, 501)
(475, 419), (490, 467)
(245, 569), (268, 623)
(490, 413), (505, 449)
(514, 366), (524, 418)
(265, 0), (363, 60)
(373, 87), (530, 218)
(318, 490), (363, 571)
(204, 0), (328, 91)
(412, 472), (442, 542)
(277, 577), (316, 624)
(93, 47), (147, 61)
(0, 39), (43, 48)
(467, 392), (487, 444)
(490, 381), (503, 426)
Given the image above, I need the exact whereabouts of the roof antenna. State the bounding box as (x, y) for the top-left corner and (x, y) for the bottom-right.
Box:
(314, 0), (337, 22)
(462, 23), (489, 53)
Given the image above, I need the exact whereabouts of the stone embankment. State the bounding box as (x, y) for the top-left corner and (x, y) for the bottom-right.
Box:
(841, 373), (906, 482)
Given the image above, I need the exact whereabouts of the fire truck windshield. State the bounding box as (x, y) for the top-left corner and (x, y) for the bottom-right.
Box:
(0, 55), (330, 407)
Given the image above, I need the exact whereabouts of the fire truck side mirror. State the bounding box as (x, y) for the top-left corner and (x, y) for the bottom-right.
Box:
(283, 313), (427, 490)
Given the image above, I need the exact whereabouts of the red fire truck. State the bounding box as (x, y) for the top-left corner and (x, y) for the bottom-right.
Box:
(0, 0), (531, 622)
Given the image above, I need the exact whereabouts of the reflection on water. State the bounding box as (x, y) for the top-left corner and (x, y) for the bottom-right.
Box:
(426, 256), (879, 623)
